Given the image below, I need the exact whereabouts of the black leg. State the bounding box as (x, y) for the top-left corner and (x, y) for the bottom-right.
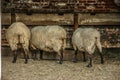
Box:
(23, 49), (28, 64)
(59, 49), (63, 64)
(82, 52), (86, 62)
(12, 50), (17, 63)
(27, 54), (29, 59)
(99, 52), (104, 64)
(31, 50), (37, 60)
(18, 48), (24, 59)
(73, 49), (78, 63)
(34, 50), (37, 60)
(86, 54), (93, 68)
(25, 55), (28, 64)
(40, 50), (43, 60)
(24, 48), (29, 59)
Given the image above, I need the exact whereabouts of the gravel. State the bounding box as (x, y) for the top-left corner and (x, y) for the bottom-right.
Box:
(2, 53), (120, 80)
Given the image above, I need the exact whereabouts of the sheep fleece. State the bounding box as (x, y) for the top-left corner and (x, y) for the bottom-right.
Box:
(31, 25), (66, 52)
(6, 22), (31, 51)
(72, 27), (102, 54)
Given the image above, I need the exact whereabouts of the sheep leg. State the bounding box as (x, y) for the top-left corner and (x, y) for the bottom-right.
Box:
(23, 49), (29, 64)
(30, 50), (37, 60)
(33, 50), (37, 60)
(99, 52), (104, 64)
(12, 50), (17, 63)
(73, 49), (78, 63)
(86, 54), (93, 68)
(59, 49), (63, 64)
(82, 52), (86, 62)
(40, 50), (43, 60)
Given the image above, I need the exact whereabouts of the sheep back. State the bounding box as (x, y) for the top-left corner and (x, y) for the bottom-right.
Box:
(31, 25), (66, 52)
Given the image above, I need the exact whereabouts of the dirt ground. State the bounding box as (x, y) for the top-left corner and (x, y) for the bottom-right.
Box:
(1, 48), (120, 80)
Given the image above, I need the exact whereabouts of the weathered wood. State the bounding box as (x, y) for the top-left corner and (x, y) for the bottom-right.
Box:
(78, 13), (120, 25)
(79, 22), (120, 25)
(2, 13), (120, 26)
(15, 13), (73, 25)
(11, 12), (16, 23)
(74, 13), (78, 30)
(1, 13), (11, 25)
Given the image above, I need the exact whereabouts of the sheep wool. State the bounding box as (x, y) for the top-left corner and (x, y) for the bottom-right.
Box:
(6, 22), (31, 63)
(72, 27), (104, 67)
(30, 25), (66, 64)
(72, 27), (102, 54)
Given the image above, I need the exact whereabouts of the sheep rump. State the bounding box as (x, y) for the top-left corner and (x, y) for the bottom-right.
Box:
(6, 22), (31, 63)
(72, 28), (102, 53)
(72, 27), (104, 67)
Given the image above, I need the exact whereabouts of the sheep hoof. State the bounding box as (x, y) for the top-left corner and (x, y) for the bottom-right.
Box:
(12, 61), (16, 63)
(101, 61), (104, 64)
(33, 58), (37, 61)
(27, 56), (30, 59)
(24, 61), (28, 64)
(59, 61), (63, 64)
(73, 59), (77, 63)
(86, 64), (92, 68)
(83, 60), (87, 62)
(73, 61), (77, 63)
(40, 58), (43, 60)
(33, 57), (38, 61)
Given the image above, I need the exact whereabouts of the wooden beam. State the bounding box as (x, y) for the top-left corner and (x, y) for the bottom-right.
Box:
(11, 9), (16, 23)
(74, 13), (78, 30)
(79, 22), (120, 25)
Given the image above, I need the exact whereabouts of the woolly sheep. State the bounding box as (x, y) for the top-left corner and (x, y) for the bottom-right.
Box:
(72, 27), (104, 67)
(30, 25), (66, 64)
(6, 22), (31, 64)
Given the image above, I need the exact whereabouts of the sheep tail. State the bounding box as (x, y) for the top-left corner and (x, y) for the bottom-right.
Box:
(95, 37), (102, 53)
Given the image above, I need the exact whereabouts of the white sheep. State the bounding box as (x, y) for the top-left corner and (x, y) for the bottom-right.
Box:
(6, 22), (31, 64)
(72, 27), (104, 67)
(30, 25), (66, 64)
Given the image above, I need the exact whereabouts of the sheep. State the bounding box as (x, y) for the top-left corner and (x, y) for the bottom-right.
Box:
(72, 27), (104, 67)
(6, 22), (31, 64)
(30, 25), (66, 64)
